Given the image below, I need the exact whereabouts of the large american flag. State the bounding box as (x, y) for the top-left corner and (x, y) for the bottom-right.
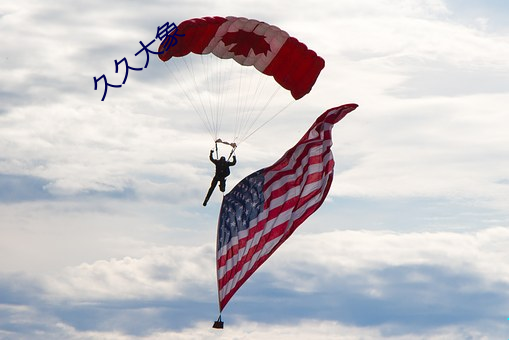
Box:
(216, 104), (358, 311)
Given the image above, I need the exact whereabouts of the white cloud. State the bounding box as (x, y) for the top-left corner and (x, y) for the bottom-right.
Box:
(36, 227), (509, 317)
(267, 227), (509, 292)
(0, 199), (218, 275)
(1, 225), (508, 338)
(142, 320), (502, 340)
(7, 318), (504, 340)
(330, 93), (509, 210)
(44, 244), (216, 302)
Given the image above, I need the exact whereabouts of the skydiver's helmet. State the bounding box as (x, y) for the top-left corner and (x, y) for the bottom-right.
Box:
(220, 157), (226, 162)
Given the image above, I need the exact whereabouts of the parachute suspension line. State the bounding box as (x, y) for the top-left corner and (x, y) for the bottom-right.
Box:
(220, 61), (235, 140)
(242, 82), (282, 137)
(234, 63), (245, 143)
(203, 54), (222, 140)
(239, 66), (255, 137)
(219, 58), (230, 140)
(196, 54), (235, 144)
(200, 54), (216, 140)
(231, 64), (274, 146)
(162, 61), (215, 141)
(213, 56), (234, 142)
(181, 56), (217, 141)
(236, 73), (274, 143)
(236, 66), (262, 144)
(233, 64), (244, 144)
(240, 99), (295, 144)
(208, 54), (219, 140)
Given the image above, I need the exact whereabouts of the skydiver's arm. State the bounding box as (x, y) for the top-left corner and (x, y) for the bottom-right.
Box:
(229, 156), (237, 166)
(209, 150), (215, 162)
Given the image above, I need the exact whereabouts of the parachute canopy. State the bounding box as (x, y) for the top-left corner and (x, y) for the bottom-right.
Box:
(159, 16), (325, 100)
(158, 17), (325, 146)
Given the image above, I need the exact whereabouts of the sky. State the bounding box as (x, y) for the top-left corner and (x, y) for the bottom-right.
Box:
(1, 0), (508, 339)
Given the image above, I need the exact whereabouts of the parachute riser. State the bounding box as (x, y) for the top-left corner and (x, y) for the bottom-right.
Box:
(215, 138), (237, 161)
(227, 147), (236, 162)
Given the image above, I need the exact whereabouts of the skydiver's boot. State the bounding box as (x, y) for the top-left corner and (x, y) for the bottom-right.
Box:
(203, 190), (212, 206)
(203, 182), (216, 206)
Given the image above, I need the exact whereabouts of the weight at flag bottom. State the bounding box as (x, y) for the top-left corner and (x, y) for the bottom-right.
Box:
(216, 103), (358, 311)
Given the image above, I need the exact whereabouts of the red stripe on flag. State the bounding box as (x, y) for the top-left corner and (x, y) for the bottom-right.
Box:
(265, 151), (331, 190)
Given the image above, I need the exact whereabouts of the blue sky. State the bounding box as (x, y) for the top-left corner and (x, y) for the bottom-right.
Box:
(1, 0), (509, 339)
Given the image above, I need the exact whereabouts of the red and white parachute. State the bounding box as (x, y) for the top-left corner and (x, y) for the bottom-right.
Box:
(158, 16), (325, 148)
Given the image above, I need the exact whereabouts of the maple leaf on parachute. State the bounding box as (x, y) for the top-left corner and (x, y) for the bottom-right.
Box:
(222, 30), (271, 57)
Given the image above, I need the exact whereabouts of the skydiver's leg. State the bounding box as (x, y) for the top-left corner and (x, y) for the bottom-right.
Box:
(219, 178), (226, 192)
(203, 178), (219, 206)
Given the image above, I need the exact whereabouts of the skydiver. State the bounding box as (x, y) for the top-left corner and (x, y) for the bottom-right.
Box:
(203, 149), (236, 206)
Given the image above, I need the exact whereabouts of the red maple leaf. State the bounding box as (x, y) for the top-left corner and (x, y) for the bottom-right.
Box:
(221, 30), (271, 57)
